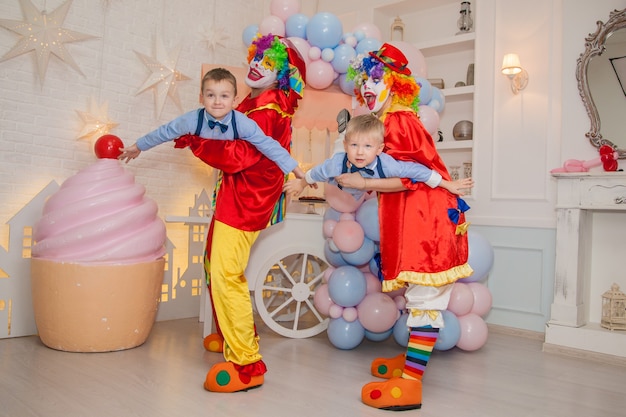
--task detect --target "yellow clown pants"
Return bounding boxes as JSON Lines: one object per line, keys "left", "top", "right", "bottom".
{"left": 208, "top": 220, "right": 261, "bottom": 366}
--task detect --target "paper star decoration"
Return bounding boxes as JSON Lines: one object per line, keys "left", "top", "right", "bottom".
{"left": 199, "top": 25, "right": 229, "bottom": 52}
{"left": 0, "top": 0, "right": 98, "bottom": 84}
{"left": 76, "top": 97, "right": 119, "bottom": 140}
{"left": 135, "top": 34, "right": 191, "bottom": 118}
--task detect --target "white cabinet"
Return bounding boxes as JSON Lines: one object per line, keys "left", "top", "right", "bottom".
{"left": 372, "top": 0, "right": 478, "bottom": 176}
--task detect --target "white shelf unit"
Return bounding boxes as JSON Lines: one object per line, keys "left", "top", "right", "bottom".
{"left": 373, "top": 0, "right": 477, "bottom": 176}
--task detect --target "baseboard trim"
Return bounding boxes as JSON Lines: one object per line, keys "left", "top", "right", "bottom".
{"left": 487, "top": 324, "right": 544, "bottom": 341}
{"left": 542, "top": 342, "right": 626, "bottom": 367}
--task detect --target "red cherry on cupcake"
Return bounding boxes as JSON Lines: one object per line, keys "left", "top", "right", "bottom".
{"left": 94, "top": 134, "right": 123, "bottom": 159}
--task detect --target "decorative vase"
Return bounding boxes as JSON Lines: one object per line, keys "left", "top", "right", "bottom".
{"left": 453, "top": 120, "right": 473, "bottom": 140}
{"left": 456, "top": 1, "right": 474, "bottom": 34}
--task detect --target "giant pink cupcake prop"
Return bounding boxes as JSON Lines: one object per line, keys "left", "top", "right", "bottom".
{"left": 30, "top": 135, "right": 166, "bottom": 352}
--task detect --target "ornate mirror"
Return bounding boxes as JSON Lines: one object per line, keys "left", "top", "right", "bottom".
{"left": 577, "top": 8, "right": 626, "bottom": 158}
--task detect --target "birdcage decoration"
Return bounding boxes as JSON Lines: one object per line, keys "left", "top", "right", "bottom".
{"left": 601, "top": 283, "right": 626, "bottom": 330}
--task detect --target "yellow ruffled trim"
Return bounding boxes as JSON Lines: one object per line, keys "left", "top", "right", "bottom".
{"left": 381, "top": 262, "right": 474, "bottom": 292}
{"left": 246, "top": 103, "right": 293, "bottom": 118}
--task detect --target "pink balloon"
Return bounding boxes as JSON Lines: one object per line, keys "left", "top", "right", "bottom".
{"left": 269, "top": 0, "right": 300, "bottom": 22}
{"left": 343, "top": 307, "right": 358, "bottom": 322}
{"left": 352, "top": 22, "right": 382, "bottom": 41}
{"left": 306, "top": 59, "right": 335, "bottom": 89}
{"left": 356, "top": 292, "right": 398, "bottom": 333}
{"left": 393, "top": 295, "right": 407, "bottom": 310}
{"left": 339, "top": 212, "right": 355, "bottom": 221}
{"left": 332, "top": 220, "right": 365, "bottom": 253}
{"left": 418, "top": 105, "right": 440, "bottom": 137}
{"left": 364, "top": 272, "right": 382, "bottom": 294}
{"left": 259, "top": 15, "right": 285, "bottom": 37}
{"left": 308, "top": 46, "right": 321, "bottom": 61}
{"left": 386, "top": 287, "right": 406, "bottom": 299}
{"left": 447, "top": 283, "right": 474, "bottom": 316}
{"left": 323, "top": 266, "right": 335, "bottom": 283}
{"left": 456, "top": 313, "right": 489, "bottom": 351}
{"left": 313, "top": 283, "right": 333, "bottom": 315}
{"left": 468, "top": 282, "right": 493, "bottom": 317}
{"left": 324, "top": 183, "right": 365, "bottom": 213}
{"left": 287, "top": 37, "right": 312, "bottom": 66}
{"left": 387, "top": 41, "right": 427, "bottom": 78}
{"left": 329, "top": 303, "right": 344, "bottom": 319}
{"left": 323, "top": 219, "right": 337, "bottom": 238}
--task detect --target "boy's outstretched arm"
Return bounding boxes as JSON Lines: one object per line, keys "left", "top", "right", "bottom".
{"left": 118, "top": 143, "right": 141, "bottom": 163}
{"left": 440, "top": 177, "right": 474, "bottom": 196}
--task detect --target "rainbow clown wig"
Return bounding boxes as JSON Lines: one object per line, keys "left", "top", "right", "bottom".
{"left": 247, "top": 33, "right": 306, "bottom": 99}
{"left": 347, "top": 43, "right": 420, "bottom": 112}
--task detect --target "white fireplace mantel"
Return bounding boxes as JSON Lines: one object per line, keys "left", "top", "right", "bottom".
{"left": 545, "top": 172, "right": 626, "bottom": 358}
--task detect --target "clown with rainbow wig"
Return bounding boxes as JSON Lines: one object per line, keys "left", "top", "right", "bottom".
{"left": 174, "top": 33, "right": 306, "bottom": 393}
{"left": 339, "top": 43, "right": 473, "bottom": 411}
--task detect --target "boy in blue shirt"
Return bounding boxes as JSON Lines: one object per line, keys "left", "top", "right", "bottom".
{"left": 119, "top": 68, "right": 305, "bottom": 180}
{"left": 283, "top": 114, "right": 472, "bottom": 199}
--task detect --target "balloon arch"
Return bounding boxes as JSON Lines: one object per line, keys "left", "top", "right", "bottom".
{"left": 243, "top": 0, "right": 445, "bottom": 136}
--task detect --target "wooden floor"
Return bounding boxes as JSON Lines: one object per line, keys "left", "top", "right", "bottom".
{"left": 1, "top": 317, "right": 625, "bottom": 417}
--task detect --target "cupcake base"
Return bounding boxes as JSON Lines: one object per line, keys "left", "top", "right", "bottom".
{"left": 31, "top": 258, "right": 165, "bottom": 352}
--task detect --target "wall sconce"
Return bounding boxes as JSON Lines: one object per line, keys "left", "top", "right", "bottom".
{"left": 501, "top": 53, "right": 529, "bottom": 94}
{"left": 391, "top": 16, "right": 405, "bottom": 41}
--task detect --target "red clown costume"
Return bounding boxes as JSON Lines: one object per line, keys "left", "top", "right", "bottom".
{"left": 345, "top": 43, "right": 473, "bottom": 411}
{"left": 175, "top": 34, "right": 306, "bottom": 393}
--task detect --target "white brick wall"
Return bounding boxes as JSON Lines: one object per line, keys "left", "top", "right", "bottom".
{"left": 0, "top": 0, "right": 266, "bottom": 247}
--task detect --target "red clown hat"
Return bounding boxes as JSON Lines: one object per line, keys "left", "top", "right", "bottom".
{"left": 369, "top": 43, "right": 411, "bottom": 75}
{"left": 282, "top": 38, "right": 306, "bottom": 98}
{"left": 283, "top": 39, "right": 307, "bottom": 81}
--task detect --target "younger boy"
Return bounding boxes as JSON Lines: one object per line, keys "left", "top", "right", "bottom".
{"left": 119, "top": 67, "right": 305, "bottom": 180}
{"left": 283, "top": 114, "right": 473, "bottom": 199}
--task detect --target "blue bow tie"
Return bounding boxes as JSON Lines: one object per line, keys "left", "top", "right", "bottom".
{"left": 350, "top": 164, "right": 375, "bottom": 176}
{"left": 208, "top": 119, "right": 228, "bottom": 133}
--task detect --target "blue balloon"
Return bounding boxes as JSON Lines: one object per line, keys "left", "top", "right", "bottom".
{"left": 434, "top": 310, "right": 461, "bottom": 351}
{"left": 331, "top": 43, "right": 356, "bottom": 74}
{"left": 365, "top": 328, "right": 393, "bottom": 342}
{"left": 306, "top": 12, "right": 343, "bottom": 49}
{"left": 368, "top": 255, "right": 379, "bottom": 277}
{"left": 338, "top": 73, "right": 356, "bottom": 96}
{"left": 327, "top": 317, "right": 365, "bottom": 349}
{"left": 328, "top": 266, "right": 367, "bottom": 307}
{"left": 415, "top": 77, "right": 433, "bottom": 105}
{"left": 459, "top": 231, "right": 495, "bottom": 283}
{"left": 355, "top": 37, "right": 382, "bottom": 55}
{"left": 285, "top": 13, "right": 309, "bottom": 39}
{"left": 324, "top": 240, "right": 348, "bottom": 268}
{"left": 341, "top": 237, "right": 375, "bottom": 267}
{"left": 323, "top": 207, "right": 342, "bottom": 222}
{"left": 429, "top": 87, "right": 445, "bottom": 113}
{"left": 355, "top": 197, "right": 379, "bottom": 241}
{"left": 242, "top": 24, "right": 259, "bottom": 46}
{"left": 392, "top": 312, "right": 409, "bottom": 347}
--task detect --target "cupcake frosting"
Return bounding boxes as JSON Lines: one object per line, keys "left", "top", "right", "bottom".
{"left": 33, "top": 159, "right": 166, "bottom": 265}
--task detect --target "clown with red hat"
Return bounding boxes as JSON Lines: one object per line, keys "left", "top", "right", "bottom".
{"left": 174, "top": 33, "right": 306, "bottom": 393}
{"left": 343, "top": 43, "right": 473, "bottom": 410}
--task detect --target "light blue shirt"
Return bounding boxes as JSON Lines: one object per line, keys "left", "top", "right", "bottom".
{"left": 305, "top": 152, "right": 442, "bottom": 200}
{"left": 136, "top": 108, "right": 297, "bottom": 174}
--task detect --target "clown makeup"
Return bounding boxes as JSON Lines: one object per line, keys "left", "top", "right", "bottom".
{"left": 361, "top": 76, "right": 391, "bottom": 115}
{"left": 246, "top": 54, "right": 278, "bottom": 89}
